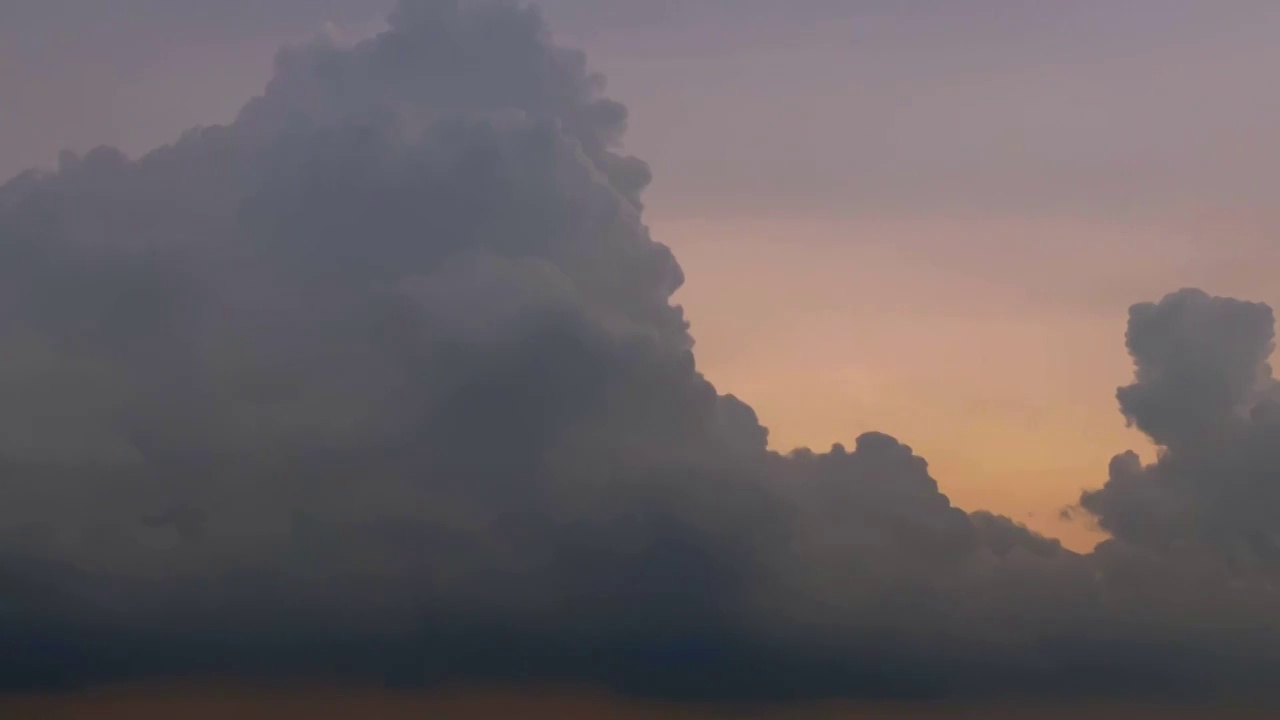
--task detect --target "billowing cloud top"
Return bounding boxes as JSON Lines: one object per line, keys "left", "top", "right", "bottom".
{"left": 0, "top": 0, "right": 1278, "bottom": 704}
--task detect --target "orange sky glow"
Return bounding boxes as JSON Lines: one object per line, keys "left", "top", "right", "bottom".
{"left": 660, "top": 212, "right": 1280, "bottom": 550}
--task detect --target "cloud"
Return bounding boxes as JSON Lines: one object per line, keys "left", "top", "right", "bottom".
{"left": 1082, "top": 289, "right": 1280, "bottom": 571}
{"left": 0, "top": 0, "right": 1279, "bottom": 706}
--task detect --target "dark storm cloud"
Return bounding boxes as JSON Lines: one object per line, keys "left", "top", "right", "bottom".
{"left": 1, "top": 0, "right": 1279, "bottom": 705}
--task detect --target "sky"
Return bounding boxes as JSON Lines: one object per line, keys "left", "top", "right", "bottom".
{"left": 2, "top": 0, "right": 1280, "bottom": 714}
{"left": 6, "top": 0, "right": 1280, "bottom": 548}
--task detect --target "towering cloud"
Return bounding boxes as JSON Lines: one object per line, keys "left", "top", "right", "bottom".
{"left": 0, "top": 0, "right": 1278, "bottom": 705}
{"left": 1083, "top": 289, "right": 1280, "bottom": 572}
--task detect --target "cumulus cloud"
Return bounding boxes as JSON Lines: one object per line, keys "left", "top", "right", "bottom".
{"left": 1082, "top": 289, "right": 1280, "bottom": 572}
{"left": 1, "top": 0, "right": 1279, "bottom": 705}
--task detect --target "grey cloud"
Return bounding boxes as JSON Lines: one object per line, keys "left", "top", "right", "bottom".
{"left": 1, "top": 0, "right": 1279, "bottom": 706}
{"left": 0, "top": 0, "right": 778, "bottom": 694}
{"left": 1116, "top": 289, "right": 1276, "bottom": 449}
{"left": 1082, "top": 289, "right": 1280, "bottom": 572}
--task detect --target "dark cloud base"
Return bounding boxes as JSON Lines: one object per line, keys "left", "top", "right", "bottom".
{"left": 1, "top": 0, "right": 1279, "bottom": 706}
{"left": 7, "top": 684, "right": 1273, "bottom": 720}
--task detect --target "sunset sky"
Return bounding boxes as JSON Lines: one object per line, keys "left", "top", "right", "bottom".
{"left": 6, "top": 0, "right": 1280, "bottom": 548}
{"left": 3, "top": 0, "right": 1280, "bottom": 714}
